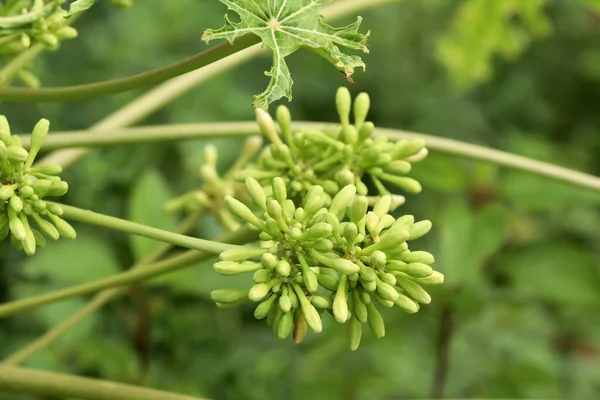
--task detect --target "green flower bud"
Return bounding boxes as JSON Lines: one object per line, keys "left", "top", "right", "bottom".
{"left": 45, "top": 214, "right": 75, "bottom": 239}
{"left": 18, "top": 186, "right": 34, "bottom": 198}
{"left": 32, "top": 229, "right": 46, "bottom": 248}
{"left": 55, "top": 26, "right": 78, "bottom": 40}
{"left": 378, "top": 174, "right": 422, "bottom": 194}
{"left": 31, "top": 213, "right": 59, "bottom": 241}
{"left": 7, "top": 146, "right": 28, "bottom": 162}
{"left": 225, "top": 195, "right": 263, "bottom": 229}
{"left": 25, "top": 118, "right": 49, "bottom": 168}
{"left": 256, "top": 108, "right": 282, "bottom": 145}
{"left": 214, "top": 260, "right": 261, "bottom": 276}
{"left": 276, "top": 105, "right": 292, "bottom": 143}
{"left": 396, "top": 276, "right": 431, "bottom": 304}
{"left": 276, "top": 259, "right": 291, "bottom": 277}
{"left": 9, "top": 195, "right": 23, "bottom": 213}
{"left": 374, "top": 293, "right": 395, "bottom": 308}
{"left": 46, "top": 203, "right": 63, "bottom": 216}
{"left": 249, "top": 282, "right": 272, "bottom": 302}
{"left": 393, "top": 292, "right": 419, "bottom": 313}
{"left": 342, "top": 222, "right": 358, "bottom": 246}
{"left": 255, "top": 294, "right": 278, "bottom": 319}
{"left": 8, "top": 209, "right": 26, "bottom": 241}
{"left": 266, "top": 199, "right": 288, "bottom": 231}
{"left": 303, "top": 185, "right": 325, "bottom": 215}
{"left": 310, "top": 294, "right": 333, "bottom": 309}
{"left": 253, "top": 268, "right": 272, "bottom": 283}
{"left": 405, "top": 148, "right": 428, "bottom": 163}
{"left": 329, "top": 184, "right": 356, "bottom": 218}
{"left": 272, "top": 177, "right": 287, "bottom": 205}
{"left": 353, "top": 92, "right": 370, "bottom": 130}
{"left": 210, "top": 289, "right": 249, "bottom": 304}
{"left": 404, "top": 251, "right": 435, "bottom": 265}
{"left": 358, "top": 262, "right": 377, "bottom": 282}
{"left": 0, "top": 116, "right": 11, "bottom": 144}
{"left": 392, "top": 139, "right": 426, "bottom": 159}
{"left": 309, "top": 250, "right": 360, "bottom": 274}
{"left": 370, "top": 250, "right": 387, "bottom": 269}
{"left": 348, "top": 195, "right": 369, "bottom": 223}
{"left": 411, "top": 271, "right": 444, "bottom": 285}
{"left": 342, "top": 125, "right": 358, "bottom": 145}
{"left": 261, "top": 252, "right": 278, "bottom": 269}
{"left": 298, "top": 254, "right": 318, "bottom": 292}
{"left": 380, "top": 272, "right": 397, "bottom": 286}
{"left": 333, "top": 274, "right": 349, "bottom": 323}
{"left": 292, "top": 283, "right": 322, "bottom": 333}
{"left": 352, "top": 290, "right": 368, "bottom": 323}
{"left": 293, "top": 312, "right": 308, "bottom": 344}
{"left": 46, "top": 180, "right": 68, "bottom": 196}
{"left": 360, "top": 277, "right": 377, "bottom": 292}
{"left": 336, "top": 87, "right": 352, "bottom": 127}
{"left": 277, "top": 311, "right": 294, "bottom": 339}
{"left": 347, "top": 317, "right": 362, "bottom": 351}
{"left": 373, "top": 195, "right": 392, "bottom": 218}
{"left": 384, "top": 160, "right": 412, "bottom": 175}
{"left": 357, "top": 121, "right": 375, "bottom": 143}
{"left": 366, "top": 301, "right": 385, "bottom": 339}
{"left": 408, "top": 220, "right": 432, "bottom": 240}
{"left": 317, "top": 274, "right": 339, "bottom": 291}
{"left": 335, "top": 169, "right": 354, "bottom": 186}
{"left": 302, "top": 222, "right": 332, "bottom": 241}
{"left": 245, "top": 177, "right": 267, "bottom": 210}
{"left": 279, "top": 288, "right": 292, "bottom": 313}
{"left": 312, "top": 238, "right": 333, "bottom": 252}
{"left": 376, "top": 278, "right": 399, "bottom": 302}
{"left": 220, "top": 246, "right": 268, "bottom": 262}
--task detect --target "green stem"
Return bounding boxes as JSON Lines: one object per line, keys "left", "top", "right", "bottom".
{"left": 0, "top": 3, "right": 54, "bottom": 28}
{"left": 34, "top": 0, "right": 400, "bottom": 169}
{"left": 0, "top": 226, "right": 258, "bottom": 319}
{"left": 3, "top": 210, "right": 203, "bottom": 366}
{"left": 55, "top": 202, "right": 246, "bottom": 254}
{"left": 0, "top": 35, "right": 260, "bottom": 102}
{"left": 0, "top": 44, "right": 44, "bottom": 85}
{"left": 27, "top": 122, "right": 600, "bottom": 192}
{"left": 0, "top": 365, "right": 206, "bottom": 400}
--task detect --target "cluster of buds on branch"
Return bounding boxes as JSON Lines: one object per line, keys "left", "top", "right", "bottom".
{"left": 0, "top": 116, "right": 75, "bottom": 255}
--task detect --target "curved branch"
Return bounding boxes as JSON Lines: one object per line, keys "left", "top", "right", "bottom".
{"left": 0, "top": 35, "right": 260, "bottom": 102}
{"left": 0, "top": 365, "right": 206, "bottom": 400}
{"left": 23, "top": 122, "right": 600, "bottom": 192}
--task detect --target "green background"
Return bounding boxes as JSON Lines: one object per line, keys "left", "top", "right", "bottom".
{"left": 1, "top": 0, "right": 600, "bottom": 399}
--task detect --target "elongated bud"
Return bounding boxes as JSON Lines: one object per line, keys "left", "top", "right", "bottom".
{"left": 411, "top": 271, "right": 444, "bottom": 285}
{"left": 393, "top": 292, "right": 419, "bottom": 313}
{"left": 47, "top": 181, "right": 69, "bottom": 197}
{"left": 309, "top": 250, "right": 359, "bottom": 274}
{"left": 292, "top": 283, "right": 323, "bottom": 333}
{"left": 276, "top": 105, "right": 293, "bottom": 143}
{"left": 357, "top": 121, "right": 374, "bottom": 143}
{"left": 404, "top": 251, "right": 435, "bottom": 265}
{"left": 210, "top": 289, "right": 249, "bottom": 304}
{"left": 272, "top": 177, "right": 287, "bottom": 205}
{"left": 0, "top": 116, "right": 11, "bottom": 145}
{"left": 353, "top": 92, "right": 370, "bottom": 130}
{"left": 303, "top": 185, "right": 324, "bottom": 215}
{"left": 336, "top": 87, "right": 352, "bottom": 127}
{"left": 225, "top": 195, "right": 263, "bottom": 229}
{"left": 352, "top": 290, "right": 368, "bottom": 323}
{"left": 297, "top": 254, "right": 318, "bottom": 292}
{"left": 329, "top": 184, "right": 356, "bottom": 218}
{"left": 333, "top": 275, "right": 349, "bottom": 323}
{"left": 408, "top": 220, "right": 432, "bottom": 240}
{"left": 348, "top": 195, "right": 368, "bottom": 223}
{"left": 256, "top": 108, "right": 282, "bottom": 145}
{"left": 376, "top": 278, "right": 399, "bottom": 301}
{"left": 249, "top": 282, "right": 271, "bottom": 302}
{"left": 378, "top": 174, "right": 422, "bottom": 194}
{"left": 220, "top": 247, "right": 268, "bottom": 262}
{"left": 276, "top": 259, "right": 291, "bottom": 277}
{"left": 279, "top": 289, "right": 292, "bottom": 312}
{"left": 310, "top": 294, "right": 333, "bottom": 309}
{"left": 293, "top": 312, "right": 308, "bottom": 344}
{"left": 244, "top": 177, "right": 267, "bottom": 210}
{"left": 9, "top": 195, "right": 23, "bottom": 213}
{"left": 392, "top": 139, "right": 426, "bottom": 159}
{"left": 7, "top": 146, "right": 28, "bottom": 162}
{"left": 317, "top": 274, "right": 339, "bottom": 291}
{"left": 213, "top": 261, "right": 261, "bottom": 276}
{"left": 25, "top": 118, "right": 49, "bottom": 168}
{"left": 373, "top": 195, "right": 392, "bottom": 218}
{"left": 253, "top": 269, "right": 272, "bottom": 283}
{"left": 366, "top": 301, "right": 385, "bottom": 338}
{"left": 277, "top": 311, "right": 294, "bottom": 339}
{"left": 254, "top": 294, "right": 278, "bottom": 319}
{"left": 347, "top": 317, "right": 362, "bottom": 351}
{"left": 396, "top": 276, "right": 431, "bottom": 304}
{"left": 302, "top": 223, "right": 332, "bottom": 241}
{"left": 384, "top": 160, "right": 412, "bottom": 175}
{"left": 55, "top": 26, "right": 78, "bottom": 40}
{"left": 31, "top": 214, "right": 59, "bottom": 241}
{"left": 47, "top": 213, "right": 76, "bottom": 239}
{"left": 21, "top": 216, "right": 36, "bottom": 256}
{"left": 8, "top": 209, "right": 26, "bottom": 241}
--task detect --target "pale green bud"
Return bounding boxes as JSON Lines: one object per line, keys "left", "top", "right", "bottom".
{"left": 277, "top": 311, "right": 293, "bottom": 339}
{"left": 0, "top": 115, "right": 11, "bottom": 144}
{"left": 342, "top": 222, "right": 358, "bottom": 246}
{"left": 9, "top": 195, "right": 23, "bottom": 213}
{"left": 408, "top": 220, "right": 432, "bottom": 240}
{"left": 335, "top": 169, "right": 354, "bottom": 186}
{"left": 256, "top": 108, "right": 282, "bottom": 145}
{"left": 317, "top": 274, "right": 339, "bottom": 291}
{"left": 225, "top": 195, "right": 263, "bottom": 229}
{"left": 279, "top": 289, "right": 292, "bottom": 313}
{"left": 261, "top": 252, "right": 278, "bottom": 269}
{"left": 342, "top": 125, "right": 358, "bottom": 145}
{"left": 333, "top": 275, "right": 349, "bottom": 323}
{"left": 249, "top": 282, "right": 271, "bottom": 302}
{"left": 292, "top": 283, "right": 323, "bottom": 333}
{"left": 245, "top": 177, "right": 267, "bottom": 210}
{"left": 396, "top": 276, "right": 431, "bottom": 304}
{"left": 276, "top": 259, "right": 291, "bottom": 277}
{"left": 265, "top": 218, "right": 283, "bottom": 239}
{"left": 54, "top": 26, "right": 78, "bottom": 40}
{"left": 220, "top": 246, "right": 268, "bottom": 262}
{"left": 392, "top": 139, "right": 426, "bottom": 159}
{"left": 253, "top": 268, "right": 272, "bottom": 283}
{"left": 373, "top": 195, "right": 392, "bottom": 218}
{"left": 309, "top": 250, "right": 360, "bottom": 274}
{"left": 0, "top": 185, "right": 15, "bottom": 202}
{"left": 348, "top": 195, "right": 368, "bottom": 223}
{"left": 369, "top": 250, "right": 387, "bottom": 269}
{"left": 312, "top": 238, "right": 333, "bottom": 252}
{"left": 38, "top": 33, "right": 58, "bottom": 48}
{"left": 358, "top": 263, "right": 377, "bottom": 282}
{"left": 293, "top": 312, "right": 308, "bottom": 344}
{"left": 384, "top": 160, "right": 412, "bottom": 175}
{"left": 365, "top": 212, "right": 379, "bottom": 234}
{"left": 214, "top": 261, "right": 261, "bottom": 276}
{"left": 374, "top": 294, "right": 395, "bottom": 308}
{"left": 298, "top": 254, "right": 318, "bottom": 292}
{"left": 366, "top": 301, "right": 385, "bottom": 338}
{"left": 379, "top": 174, "right": 422, "bottom": 194}
{"left": 329, "top": 184, "right": 356, "bottom": 218}
{"left": 411, "top": 271, "right": 444, "bottom": 285}
{"left": 380, "top": 272, "right": 397, "bottom": 286}
{"left": 47, "top": 180, "right": 69, "bottom": 196}
{"left": 353, "top": 92, "right": 370, "bottom": 130}
{"left": 25, "top": 118, "right": 49, "bottom": 168}
{"left": 310, "top": 294, "right": 332, "bottom": 309}
{"left": 8, "top": 209, "right": 26, "bottom": 241}
{"left": 393, "top": 292, "right": 419, "bottom": 313}
{"left": 336, "top": 87, "right": 352, "bottom": 127}
{"left": 357, "top": 121, "right": 375, "bottom": 143}
{"left": 302, "top": 223, "right": 332, "bottom": 241}
{"left": 210, "top": 289, "right": 249, "bottom": 304}
{"left": 303, "top": 185, "right": 324, "bottom": 215}
{"left": 31, "top": 213, "right": 59, "bottom": 241}
{"left": 360, "top": 278, "right": 377, "bottom": 292}
{"left": 352, "top": 290, "right": 368, "bottom": 323}
{"left": 347, "top": 317, "right": 362, "bottom": 351}
{"left": 254, "top": 294, "right": 278, "bottom": 319}
{"left": 272, "top": 177, "right": 287, "bottom": 204}
{"left": 276, "top": 105, "right": 292, "bottom": 143}
{"left": 376, "top": 278, "right": 399, "bottom": 302}
{"left": 7, "top": 146, "right": 28, "bottom": 162}
{"left": 405, "top": 148, "right": 428, "bottom": 163}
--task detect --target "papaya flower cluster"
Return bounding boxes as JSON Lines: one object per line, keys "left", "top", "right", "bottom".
{"left": 164, "top": 136, "right": 263, "bottom": 231}
{"left": 210, "top": 177, "right": 443, "bottom": 349}
{"left": 0, "top": 0, "right": 77, "bottom": 86}
{"left": 0, "top": 116, "right": 76, "bottom": 255}
{"left": 236, "top": 87, "right": 427, "bottom": 209}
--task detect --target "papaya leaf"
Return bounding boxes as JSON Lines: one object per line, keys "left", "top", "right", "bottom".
{"left": 66, "top": 0, "right": 95, "bottom": 17}
{"left": 202, "top": 0, "right": 370, "bottom": 109}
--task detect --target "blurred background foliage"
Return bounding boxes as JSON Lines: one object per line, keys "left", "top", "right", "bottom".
{"left": 1, "top": 0, "right": 600, "bottom": 399}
